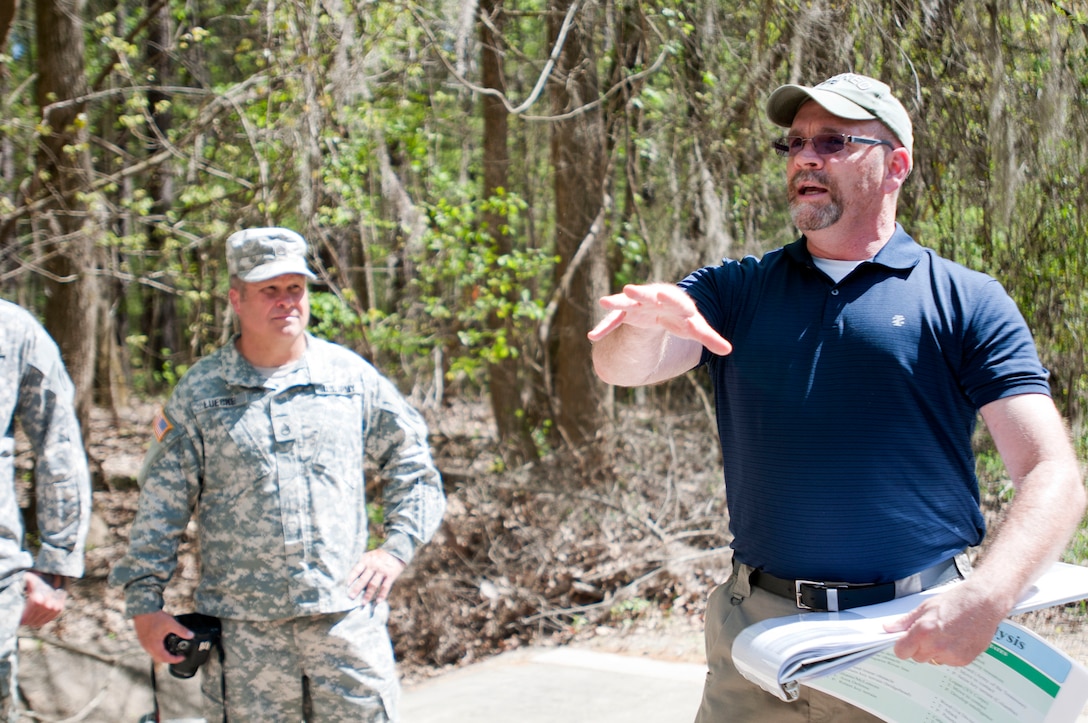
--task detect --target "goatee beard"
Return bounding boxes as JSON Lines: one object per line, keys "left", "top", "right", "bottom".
{"left": 789, "top": 171, "right": 842, "bottom": 231}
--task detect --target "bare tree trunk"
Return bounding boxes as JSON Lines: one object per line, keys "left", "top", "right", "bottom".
{"left": 0, "top": 0, "right": 19, "bottom": 257}
{"left": 480, "top": 0, "right": 538, "bottom": 465}
{"left": 35, "top": 0, "right": 101, "bottom": 426}
{"left": 139, "top": 0, "right": 180, "bottom": 393}
{"left": 0, "top": 0, "right": 15, "bottom": 52}
{"left": 548, "top": 0, "right": 607, "bottom": 453}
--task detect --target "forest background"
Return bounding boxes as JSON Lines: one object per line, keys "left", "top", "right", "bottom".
{"left": 4, "top": 0, "right": 1088, "bottom": 713}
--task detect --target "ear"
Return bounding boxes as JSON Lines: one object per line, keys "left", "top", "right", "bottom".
{"left": 884, "top": 146, "right": 913, "bottom": 190}
{"left": 228, "top": 286, "right": 241, "bottom": 313}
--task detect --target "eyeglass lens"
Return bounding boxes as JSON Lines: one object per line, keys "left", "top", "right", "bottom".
{"left": 773, "top": 134, "right": 849, "bottom": 157}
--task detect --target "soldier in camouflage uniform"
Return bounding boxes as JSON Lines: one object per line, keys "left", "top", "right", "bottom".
{"left": 0, "top": 300, "right": 92, "bottom": 722}
{"left": 110, "top": 228, "right": 446, "bottom": 722}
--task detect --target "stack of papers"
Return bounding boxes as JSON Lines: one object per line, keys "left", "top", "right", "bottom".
{"left": 732, "top": 562, "right": 1088, "bottom": 722}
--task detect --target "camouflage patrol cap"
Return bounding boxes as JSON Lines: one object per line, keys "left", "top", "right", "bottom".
{"left": 766, "top": 73, "right": 913, "bottom": 157}
{"left": 226, "top": 227, "right": 317, "bottom": 283}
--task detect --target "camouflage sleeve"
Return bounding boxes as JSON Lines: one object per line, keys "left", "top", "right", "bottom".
{"left": 366, "top": 375, "right": 445, "bottom": 566}
{"left": 107, "top": 401, "right": 203, "bottom": 617}
{"left": 15, "top": 328, "right": 92, "bottom": 578}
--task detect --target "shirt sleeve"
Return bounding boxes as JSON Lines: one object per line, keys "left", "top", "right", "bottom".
{"left": 107, "top": 399, "right": 203, "bottom": 617}
{"left": 364, "top": 374, "right": 445, "bottom": 565}
{"left": 959, "top": 278, "right": 1051, "bottom": 407}
{"left": 15, "top": 326, "right": 92, "bottom": 578}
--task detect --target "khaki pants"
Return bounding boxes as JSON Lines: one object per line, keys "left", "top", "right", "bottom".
{"left": 694, "top": 563, "right": 882, "bottom": 723}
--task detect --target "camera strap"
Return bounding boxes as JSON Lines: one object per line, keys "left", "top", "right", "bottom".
{"left": 149, "top": 643, "right": 228, "bottom": 723}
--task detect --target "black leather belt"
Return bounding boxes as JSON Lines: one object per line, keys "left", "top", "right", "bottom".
{"left": 748, "top": 556, "right": 964, "bottom": 612}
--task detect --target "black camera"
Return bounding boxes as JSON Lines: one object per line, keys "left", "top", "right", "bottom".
{"left": 163, "top": 612, "right": 221, "bottom": 679}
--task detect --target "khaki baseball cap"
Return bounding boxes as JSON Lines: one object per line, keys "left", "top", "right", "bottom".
{"left": 226, "top": 227, "right": 317, "bottom": 283}
{"left": 766, "top": 73, "right": 913, "bottom": 156}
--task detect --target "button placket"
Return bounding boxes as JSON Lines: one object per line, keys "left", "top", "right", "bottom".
{"left": 272, "top": 392, "right": 308, "bottom": 604}
{"left": 823, "top": 285, "right": 847, "bottom": 333}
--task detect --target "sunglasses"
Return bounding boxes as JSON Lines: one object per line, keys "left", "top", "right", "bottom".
{"left": 773, "top": 133, "right": 894, "bottom": 157}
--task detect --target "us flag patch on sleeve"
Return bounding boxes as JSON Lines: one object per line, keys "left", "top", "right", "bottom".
{"left": 152, "top": 408, "right": 174, "bottom": 442}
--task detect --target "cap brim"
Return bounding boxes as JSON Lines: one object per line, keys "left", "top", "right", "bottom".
{"left": 767, "top": 85, "right": 877, "bottom": 128}
{"left": 238, "top": 260, "right": 317, "bottom": 283}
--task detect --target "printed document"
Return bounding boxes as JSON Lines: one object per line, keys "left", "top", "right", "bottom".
{"left": 732, "top": 561, "right": 1088, "bottom": 721}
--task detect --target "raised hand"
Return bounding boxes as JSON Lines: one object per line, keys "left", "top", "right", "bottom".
{"left": 588, "top": 283, "right": 733, "bottom": 356}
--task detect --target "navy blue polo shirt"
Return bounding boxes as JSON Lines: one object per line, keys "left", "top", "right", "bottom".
{"left": 680, "top": 225, "right": 1050, "bottom": 583}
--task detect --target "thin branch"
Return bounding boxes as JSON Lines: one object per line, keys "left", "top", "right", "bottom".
{"left": 89, "top": 0, "right": 171, "bottom": 92}
{"left": 41, "top": 85, "right": 215, "bottom": 115}
{"left": 413, "top": 1, "right": 581, "bottom": 115}
{"left": 519, "top": 546, "right": 731, "bottom": 624}
{"left": 524, "top": 48, "right": 670, "bottom": 123}
{"left": 419, "top": 0, "right": 671, "bottom": 123}
{"left": 1, "top": 74, "right": 269, "bottom": 230}
{"left": 1046, "top": 0, "right": 1088, "bottom": 43}
{"left": 3, "top": 255, "right": 79, "bottom": 284}
{"left": 538, "top": 195, "right": 611, "bottom": 347}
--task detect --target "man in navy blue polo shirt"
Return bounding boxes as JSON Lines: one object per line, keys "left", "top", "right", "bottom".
{"left": 588, "top": 73, "right": 1086, "bottom": 722}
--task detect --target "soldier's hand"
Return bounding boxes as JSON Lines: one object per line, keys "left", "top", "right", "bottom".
{"left": 348, "top": 549, "right": 407, "bottom": 604}
{"left": 133, "top": 610, "right": 190, "bottom": 664}
{"left": 20, "top": 572, "right": 67, "bottom": 627}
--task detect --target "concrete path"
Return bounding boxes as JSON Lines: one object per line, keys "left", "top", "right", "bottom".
{"left": 18, "top": 634, "right": 709, "bottom": 722}
{"left": 401, "top": 646, "right": 707, "bottom": 723}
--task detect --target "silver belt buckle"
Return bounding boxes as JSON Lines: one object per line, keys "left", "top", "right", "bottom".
{"left": 794, "top": 580, "right": 824, "bottom": 611}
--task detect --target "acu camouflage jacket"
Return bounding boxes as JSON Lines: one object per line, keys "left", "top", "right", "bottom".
{"left": 110, "top": 334, "right": 445, "bottom": 620}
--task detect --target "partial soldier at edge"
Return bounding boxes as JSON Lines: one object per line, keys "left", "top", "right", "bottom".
{"left": 0, "top": 299, "right": 93, "bottom": 723}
